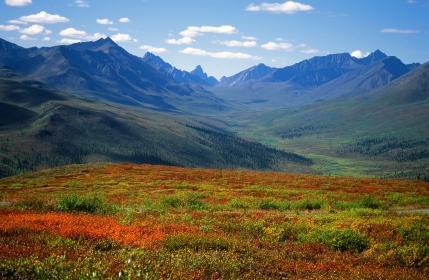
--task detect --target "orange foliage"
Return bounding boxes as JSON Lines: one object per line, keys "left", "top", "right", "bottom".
{"left": 0, "top": 210, "right": 197, "bottom": 247}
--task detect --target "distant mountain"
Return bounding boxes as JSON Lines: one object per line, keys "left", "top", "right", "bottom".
{"left": 219, "top": 63, "right": 276, "bottom": 87}
{"left": 213, "top": 50, "right": 419, "bottom": 109}
{"left": 142, "top": 53, "right": 217, "bottom": 86}
{"left": 0, "top": 71, "right": 312, "bottom": 177}
{"left": 0, "top": 37, "right": 224, "bottom": 112}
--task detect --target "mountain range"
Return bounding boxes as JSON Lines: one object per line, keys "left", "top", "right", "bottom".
{"left": 0, "top": 36, "right": 428, "bottom": 179}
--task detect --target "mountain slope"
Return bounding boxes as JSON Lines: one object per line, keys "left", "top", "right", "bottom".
{"left": 0, "top": 37, "right": 224, "bottom": 113}
{"left": 229, "top": 63, "right": 429, "bottom": 179}
{"left": 0, "top": 73, "right": 312, "bottom": 177}
{"left": 213, "top": 50, "right": 417, "bottom": 109}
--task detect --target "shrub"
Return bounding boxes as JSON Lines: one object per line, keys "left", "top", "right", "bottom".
{"left": 398, "top": 222, "right": 429, "bottom": 243}
{"left": 294, "top": 199, "right": 323, "bottom": 210}
{"left": 162, "top": 196, "right": 184, "bottom": 208}
{"left": 357, "top": 196, "right": 383, "bottom": 209}
{"left": 229, "top": 199, "right": 249, "bottom": 209}
{"left": 301, "top": 229, "right": 369, "bottom": 252}
{"left": 395, "top": 244, "right": 429, "bottom": 267}
{"left": 259, "top": 200, "right": 280, "bottom": 210}
{"left": 186, "top": 194, "right": 208, "bottom": 210}
{"left": 57, "top": 194, "right": 115, "bottom": 214}
{"left": 16, "top": 198, "right": 49, "bottom": 211}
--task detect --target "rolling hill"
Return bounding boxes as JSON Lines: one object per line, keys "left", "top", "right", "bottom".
{"left": 228, "top": 63, "right": 429, "bottom": 179}
{"left": 0, "top": 71, "right": 312, "bottom": 177}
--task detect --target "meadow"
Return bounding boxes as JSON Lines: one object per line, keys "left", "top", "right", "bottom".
{"left": 0, "top": 163, "right": 428, "bottom": 279}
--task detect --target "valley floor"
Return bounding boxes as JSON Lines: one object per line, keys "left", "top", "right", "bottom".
{"left": 0, "top": 163, "right": 428, "bottom": 279}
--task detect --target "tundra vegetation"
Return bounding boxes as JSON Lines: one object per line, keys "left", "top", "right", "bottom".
{"left": 0, "top": 163, "right": 428, "bottom": 279}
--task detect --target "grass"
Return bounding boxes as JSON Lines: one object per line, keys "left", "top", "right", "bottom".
{"left": 0, "top": 163, "right": 428, "bottom": 279}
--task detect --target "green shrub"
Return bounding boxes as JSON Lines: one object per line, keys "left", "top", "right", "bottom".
{"left": 186, "top": 194, "right": 208, "bottom": 211}
{"left": 294, "top": 199, "right": 323, "bottom": 210}
{"left": 259, "top": 200, "right": 280, "bottom": 210}
{"left": 57, "top": 194, "right": 115, "bottom": 214}
{"left": 398, "top": 222, "right": 429, "bottom": 243}
{"left": 228, "top": 199, "right": 249, "bottom": 209}
{"left": 395, "top": 244, "right": 429, "bottom": 267}
{"left": 357, "top": 196, "right": 383, "bottom": 209}
{"left": 162, "top": 196, "right": 184, "bottom": 208}
{"left": 301, "top": 229, "right": 369, "bottom": 252}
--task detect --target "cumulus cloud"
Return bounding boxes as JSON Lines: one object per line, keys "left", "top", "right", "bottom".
{"left": 180, "top": 25, "right": 238, "bottom": 38}
{"left": 8, "top": 19, "right": 27, "bottom": 25}
{"left": 59, "top": 27, "right": 105, "bottom": 42}
{"left": 350, "top": 50, "right": 370, "bottom": 58}
{"left": 217, "top": 40, "right": 257, "bottom": 48}
{"left": 246, "top": 1, "right": 314, "bottom": 14}
{"left": 43, "top": 36, "right": 50, "bottom": 41}
{"left": 96, "top": 18, "right": 114, "bottom": 25}
{"left": 181, "top": 47, "right": 260, "bottom": 60}
{"left": 261, "top": 41, "right": 293, "bottom": 51}
{"left": 167, "top": 25, "right": 237, "bottom": 46}
{"left": 300, "top": 48, "right": 319, "bottom": 54}
{"left": 166, "top": 37, "right": 194, "bottom": 45}
{"left": 5, "top": 0, "right": 31, "bottom": 6}
{"left": 19, "top": 34, "right": 35, "bottom": 40}
{"left": 59, "top": 38, "right": 82, "bottom": 45}
{"left": 119, "top": 17, "right": 130, "bottom": 23}
{"left": 111, "top": 33, "right": 135, "bottom": 42}
{"left": 75, "top": 0, "right": 89, "bottom": 8}
{"left": 20, "top": 24, "right": 45, "bottom": 35}
{"left": 20, "top": 11, "right": 69, "bottom": 24}
{"left": 0, "top": 24, "right": 20, "bottom": 31}
{"left": 381, "top": 28, "right": 420, "bottom": 34}
{"left": 140, "top": 45, "right": 167, "bottom": 54}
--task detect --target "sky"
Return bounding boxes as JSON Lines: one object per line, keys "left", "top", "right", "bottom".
{"left": 0, "top": 0, "right": 428, "bottom": 78}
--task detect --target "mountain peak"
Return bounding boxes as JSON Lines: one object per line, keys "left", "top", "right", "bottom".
{"left": 191, "top": 65, "right": 205, "bottom": 77}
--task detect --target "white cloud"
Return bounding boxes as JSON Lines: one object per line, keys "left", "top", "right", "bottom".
{"left": 217, "top": 40, "right": 257, "bottom": 48}
{"left": 75, "top": 0, "right": 89, "bottom": 8}
{"left": 59, "top": 27, "right": 105, "bottom": 41}
{"left": 166, "top": 36, "right": 194, "bottom": 45}
{"left": 96, "top": 18, "right": 113, "bottom": 25}
{"left": 301, "top": 48, "right": 319, "bottom": 54}
{"left": 20, "top": 24, "right": 45, "bottom": 35}
{"left": 119, "top": 17, "right": 130, "bottom": 23}
{"left": 8, "top": 19, "right": 27, "bottom": 25}
{"left": 351, "top": 50, "right": 370, "bottom": 58}
{"left": 111, "top": 33, "right": 134, "bottom": 42}
{"left": 168, "top": 25, "right": 237, "bottom": 46}
{"left": 381, "top": 28, "right": 420, "bottom": 34}
{"left": 180, "top": 25, "right": 238, "bottom": 38}
{"left": 140, "top": 45, "right": 167, "bottom": 54}
{"left": 181, "top": 47, "right": 260, "bottom": 60}
{"left": 108, "top": 27, "right": 119, "bottom": 32}
{"left": 0, "top": 24, "right": 20, "bottom": 31}
{"left": 43, "top": 36, "right": 50, "bottom": 41}
{"left": 241, "top": 36, "right": 257, "bottom": 41}
{"left": 246, "top": 1, "right": 314, "bottom": 14}
{"left": 59, "top": 38, "right": 81, "bottom": 45}
{"left": 261, "top": 41, "right": 293, "bottom": 51}
{"left": 5, "top": 0, "right": 31, "bottom": 6}
{"left": 20, "top": 11, "right": 69, "bottom": 24}
{"left": 19, "top": 34, "right": 35, "bottom": 40}
{"left": 59, "top": 27, "right": 87, "bottom": 38}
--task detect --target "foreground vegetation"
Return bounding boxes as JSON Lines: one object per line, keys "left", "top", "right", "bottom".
{"left": 1, "top": 163, "right": 428, "bottom": 279}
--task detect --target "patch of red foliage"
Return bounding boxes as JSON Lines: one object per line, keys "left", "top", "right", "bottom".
{"left": 0, "top": 210, "right": 197, "bottom": 248}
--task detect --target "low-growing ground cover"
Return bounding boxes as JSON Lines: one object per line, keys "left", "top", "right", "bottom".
{"left": 0, "top": 163, "right": 428, "bottom": 279}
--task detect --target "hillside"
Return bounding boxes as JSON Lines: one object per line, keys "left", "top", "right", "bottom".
{"left": 0, "top": 38, "right": 224, "bottom": 113}
{"left": 0, "top": 73, "right": 312, "bottom": 177}
{"left": 228, "top": 63, "right": 429, "bottom": 179}
{"left": 213, "top": 51, "right": 417, "bottom": 109}
{"left": 0, "top": 163, "right": 428, "bottom": 279}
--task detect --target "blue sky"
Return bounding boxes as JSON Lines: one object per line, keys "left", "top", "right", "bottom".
{"left": 1, "top": 0, "right": 428, "bottom": 78}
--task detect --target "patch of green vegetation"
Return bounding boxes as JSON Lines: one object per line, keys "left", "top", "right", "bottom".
{"left": 300, "top": 229, "right": 369, "bottom": 252}
{"left": 57, "top": 194, "right": 116, "bottom": 214}
{"left": 165, "top": 235, "right": 231, "bottom": 251}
